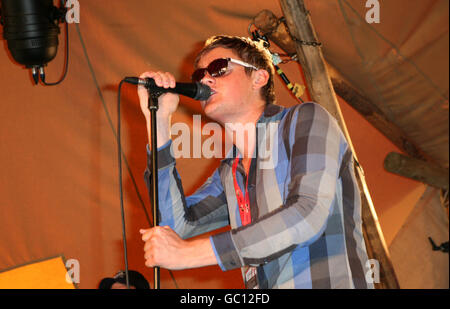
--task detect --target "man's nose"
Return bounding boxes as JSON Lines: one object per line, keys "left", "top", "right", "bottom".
{"left": 201, "top": 71, "right": 215, "bottom": 85}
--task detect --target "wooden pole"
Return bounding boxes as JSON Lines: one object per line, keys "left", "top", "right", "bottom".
{"left": 278, "top": 0, "right": 400, "bottom": 289}
{"left": 385, "top": 152, "right": 449, "bottom": 190}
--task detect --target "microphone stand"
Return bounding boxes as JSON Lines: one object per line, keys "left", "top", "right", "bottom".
{"left": 148, "top": 88, "right": 162, "bottom": 289}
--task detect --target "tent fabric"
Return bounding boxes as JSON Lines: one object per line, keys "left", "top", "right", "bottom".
{"left": 0, "top": 0, "right": 447, "bottom": 288}
{"left": 322, "top": 0, "right": 449, "bottom": 168}
{"left": 389, "top": 186, "right": 449, "bottom": 289}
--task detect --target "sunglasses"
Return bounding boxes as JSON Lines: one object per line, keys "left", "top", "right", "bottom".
{"left": 191, "top": 58, "right": 258, "bottom": 82}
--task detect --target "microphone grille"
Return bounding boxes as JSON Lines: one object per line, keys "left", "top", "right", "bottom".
{"left": 195, "top": 83, "right": 212, "bottom": 101}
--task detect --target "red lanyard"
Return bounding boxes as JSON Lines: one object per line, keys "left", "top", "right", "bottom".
{"left": 232, "top": 157, "right": 251, "bottom": 226}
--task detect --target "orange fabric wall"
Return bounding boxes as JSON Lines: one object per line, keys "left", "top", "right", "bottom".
{"left": 0, "top": 0, "right": 434, "bottom": 288}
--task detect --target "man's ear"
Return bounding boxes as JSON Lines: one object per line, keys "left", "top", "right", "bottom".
{"left": 252, "top": 69, "right": 270, "bottom": 90}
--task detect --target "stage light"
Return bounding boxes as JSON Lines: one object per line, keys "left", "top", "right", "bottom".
{"left": 0, "top": 0, "right": 68, "bottom": 85}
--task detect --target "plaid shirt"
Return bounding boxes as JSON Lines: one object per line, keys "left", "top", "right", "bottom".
{"left": 145, "top": 102, "right": 374, "bottom": 289}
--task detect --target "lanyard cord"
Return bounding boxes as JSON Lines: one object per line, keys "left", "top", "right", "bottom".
{"left": 232, "top": 157, "right": 252, "bottom": 226}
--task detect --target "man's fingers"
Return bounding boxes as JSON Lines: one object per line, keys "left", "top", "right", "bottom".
{"left": 138, "top": 71, "right": 176, "bottom": 89}
{"left": 139, "top": 228, "right": 150, "bottom": 234}
{"left": 144, "top": 251, "right": 155, "bottom": 268}
{"left": 143, "top": 241, "right": 152, "bottom": 252}
{"left": 140, "top": 228, "right": 154, "bottom": 242}
{"left": 153, "top": 71, "right": 176, "bottom": 89}
{"left": 140, "top": 226, "right": 168, "bottom": 242}
{"left": 145, "top": 258, "right": 155, "bottom": 268}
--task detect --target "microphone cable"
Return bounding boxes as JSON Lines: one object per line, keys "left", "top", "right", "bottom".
{"left": 249, "top": 27, "right": 305, "bottom": 103}
{"left": 77, "top": 18, "right": 179, "bottom": 288}
{"left": 117, "top": 80, "right": 130, "bottom": 289}
{"left": 41, "top": 0, "right": 70, "bottom": 86}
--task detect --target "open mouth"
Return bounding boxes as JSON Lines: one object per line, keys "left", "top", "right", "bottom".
{"left": 206, "top": 89, "right": 217, "bottom": 103}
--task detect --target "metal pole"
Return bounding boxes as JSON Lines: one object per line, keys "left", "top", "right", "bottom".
{"left": 148, "top": 91, "right": 160, "bottom": 289}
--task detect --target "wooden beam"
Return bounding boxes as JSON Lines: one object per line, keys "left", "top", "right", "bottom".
{"left": 329, "top": 71, "right": 430, "bottom": 162}
{"left": 253, "top": 10, "right": 298, "bottom": 56}
{"left": 253, "top": 9, "right": 430, "bottom": 163}
{"left": 253, "top": 10, "right": 297, "bottom": 55}
{"left": 385, "top": 152, "right": 449, "bottom": 190}
{"left": 278, "top": 0, "right": 400, "bottom": 289}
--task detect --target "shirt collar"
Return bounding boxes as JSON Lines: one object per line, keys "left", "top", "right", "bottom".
{"left": 261, "top": 103, "right": 284, "bottom": 119}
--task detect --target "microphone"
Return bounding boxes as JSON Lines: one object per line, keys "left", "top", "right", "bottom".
{"left": 124, "top": 77, "right": 211, "bottom": 101}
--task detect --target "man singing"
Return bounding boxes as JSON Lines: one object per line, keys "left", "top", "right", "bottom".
{"left": 139, "top": 35, "right": 373, "bottom": 289}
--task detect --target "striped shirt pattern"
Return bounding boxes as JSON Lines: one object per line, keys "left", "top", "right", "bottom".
{"left": 145, "top": 102, "right": 374, "bottom": 289}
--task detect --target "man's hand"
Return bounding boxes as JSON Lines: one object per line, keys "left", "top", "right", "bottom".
{"left": 137, "top": 71, "right": 180, "bottom": 121}
{"left": 140, "top": 226, "right": 218, "bottom": 270}
{"left": 140, "top": 226, "right": 187, "bottom": 270}
{"left": 137, "top": 71, "right": 179, "bottom": 147}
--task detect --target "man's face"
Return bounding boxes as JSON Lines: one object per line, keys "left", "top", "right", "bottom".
{"left": 196, "top": 47, "right": 256, "bottom": 124}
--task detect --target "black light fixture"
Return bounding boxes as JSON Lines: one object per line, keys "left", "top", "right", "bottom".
{"left": 0, "top": 0, "right": 68, "bottom": 85}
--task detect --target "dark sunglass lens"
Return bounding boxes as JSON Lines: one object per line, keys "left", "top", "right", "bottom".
{"left": 191, "top": 68, "right": 207, "bottom": 82}
{"left": 192, "top": 59, "right": 229, "bottom": 82}
{"left": 208, "top": 58, "right": 229, "bottom": 77}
